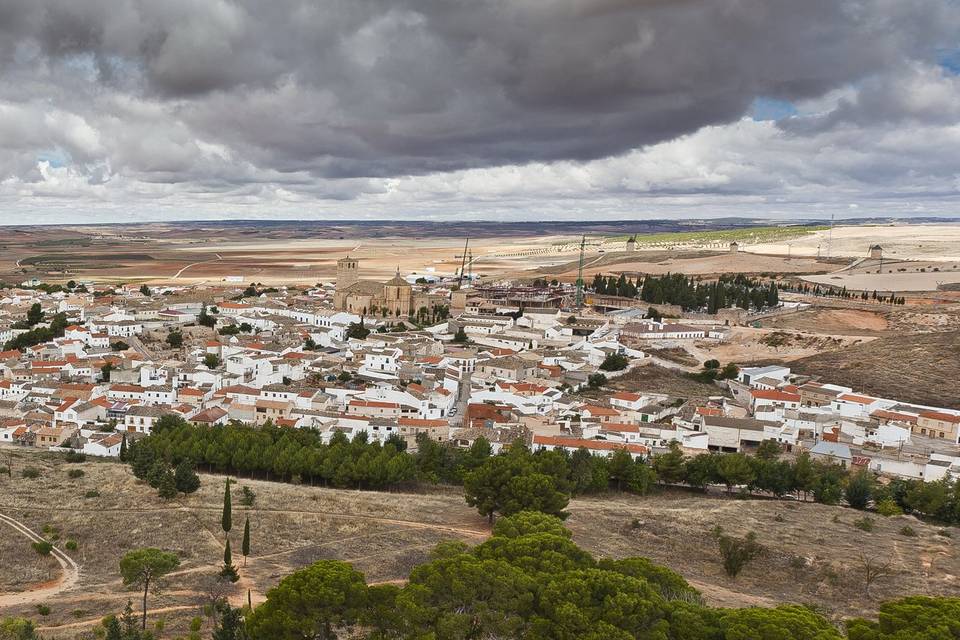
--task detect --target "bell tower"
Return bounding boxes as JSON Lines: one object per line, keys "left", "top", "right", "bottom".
{"left": 336, "top": 256, "right": 359, "bottom": 291}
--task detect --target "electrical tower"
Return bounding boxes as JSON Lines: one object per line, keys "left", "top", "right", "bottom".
{"left": 575, "top": 235, "right": 586, "bottom": 310}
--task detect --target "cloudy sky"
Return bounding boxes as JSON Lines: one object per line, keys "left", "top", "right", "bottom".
{"left": 1, "top": 0, "right": 960, "bottom": 225}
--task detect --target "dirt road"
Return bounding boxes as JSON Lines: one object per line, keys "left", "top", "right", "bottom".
{"left": 0, "top": 513, "right": 80, "bottom": 608}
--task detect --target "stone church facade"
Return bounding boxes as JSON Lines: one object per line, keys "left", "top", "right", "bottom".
{"left": 333, "top": 257, "right": 438, "bottom": 318}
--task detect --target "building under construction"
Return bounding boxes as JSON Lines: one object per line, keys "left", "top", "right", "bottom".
{"left": 471, "top": 284, "right": 571, "bottom": 310}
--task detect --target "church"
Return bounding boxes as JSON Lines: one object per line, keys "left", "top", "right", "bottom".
{"left": 333, "top": 256, "right": 437, "bottom": 318}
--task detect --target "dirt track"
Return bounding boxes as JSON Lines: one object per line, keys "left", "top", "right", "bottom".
{"left": 0, "top": 513, "right": 79, "bottom": 608}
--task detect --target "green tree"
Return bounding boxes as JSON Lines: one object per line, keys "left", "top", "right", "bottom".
{"left": 119, "top": 548, "right": 180, "bottom": 630}
{"left": 653, "top": 442, "right": 686, "bottom": 485}
{"left": 792, "top": 452, "right": 816, "bottom": 500}
{"left": 812, "top": 463, "right": 845, "bottom": 505}
{"left": 345, "top": 322, "right": 370, "bottom": 340}
{"left": 599, "top": 353, "right": 629, "bottom": 371}
{"left": 139, "top": 284, "right": 151, "bottom": 296}
{"left": 464, "top": 455, "right": 527, "bottom": 522}
{"left": 242, "top": 517, "right": 250, "bottom": 567}
{"left": 500, "top": 473, "right": 569, "bottom": 520}
{"left": 221, "top": 539, "right": 238, "bottom": 582}
{"left": 0, "top": 617, "right": 40, "bottom": 640}
{"left": 396, "top": 553, "right": 536, "bottom": 639}
{"left": 756, "top": 439, "right": 782, "bottom": 460}
{"left": 211, "top": 599, "right": 248, "bottom": 640}
{"left": 246, "top": 561, "right": 369, "bottom": 640}
{"left": 607, "top": 448, "right": 635, "bottom": 491}
{"left": 492, "top": 511, "right": 572, "bottom": 539}
{"left": 533, "top": 568, "right": 667, "bottom": 639}
{"left": 26, "top": 303, "right": 44, "bottom": 326}
{"left": 587, "top": 373, "right": 607, "bottom": 388}
{"left": 685, "top": 453, "right": 719, "bottom": 490}
{"left": 845, "top": 470, "right": 874, "bottom": 510}
{"left": 166, "top": 330, "right": 183, "bottom": 348}
{"left": 157, "top": 469, "right": 178, "bottom": 500}
{"left": 845, "top": 596, "right": 960, "bottom": 640}
{"left": 719, "top": 362, "right": 740, "bottom": 380}
{"left": 598, "top": 557, "right": 699, "bottom": 601}
{"left": 716, "top": 453, "right": 755, "bottom": 493}
{"left": 720, "top": 605, "right": 841, "bottom": 639}
{"left": 221, "top": 478, "right": 232, "bottom": 534}
{"left": 198, "top": 304, "right": 216, "bottom": 328}
{"left": 174, "top": 459, "right": 200, "bottom": 494}
{"left": 203, "top": 353, "right": 221, "bottom": 369}
{"left": 452, "top": 327, "right": 468, "bottom": 343}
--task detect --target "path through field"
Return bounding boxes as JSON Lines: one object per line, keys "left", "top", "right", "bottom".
{"left": 0, "top": 513, "right": 80, "bottom": 608}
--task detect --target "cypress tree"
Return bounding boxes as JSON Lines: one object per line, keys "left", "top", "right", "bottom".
{"left": 119, "top": 434, "right": 127, "bottom": 462}
{"left": 221, "top": 478, "right": 232, "bottom": 534}
{"left": 224, "top": 538, "right": 233, "bottom": 567}
{"left": 242, "top": 517, "right": 250, "bottom": 567}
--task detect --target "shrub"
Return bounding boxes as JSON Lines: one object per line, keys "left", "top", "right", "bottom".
{"left": 63, "top": 451, "right": 86, "bottom": 463}
{"left": 712, "top": 526, "right": 762, "bottom": 578}
{"left": 854, "top": 517, "right": 876, "bottom": 532}
{"left": 788, "top": 555, "right": 807, "bottom": 570}
{"left": 876, "top": 498, "right": 903, "bottom": 517}
{"left": 899, "top": 526, "right": 917, "bottom": 537}
{"left": 72, "top": 609, "right": 87, "bottom": 618}
{"left": 0, "top": 465, "right": 8, "bottom": 476}
{"left": 32, "top": 541, "right": 54, "bottom": 555}
{"left": 240, "top": 486, "right": 256, "bottom": 507}
{"left": 22, "top": 467, "right": 41, "bottom": 479}
{"left": 773, "top": 514, "right": 785, "bottom": 523}
{"left": 937, "top": 529, "right": 952, "bottom": 538}
{"left": 65, "top": 540, "right": 78, "bottom": 551}
{"left": 67, "top": 469, "right": 85, "bottom": 479}
{"left": 36, "top": 605, "right": 50, "bottom": 616}
{"left": 84, "top": 489, "right": 100, "bottom": 498}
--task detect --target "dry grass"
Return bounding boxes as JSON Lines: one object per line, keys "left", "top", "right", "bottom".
{"left": 0, "top": 449, "right": 486, "bottom": 638}
{"left": 787, "top": 329, "right": 960, "bottom": 409}
{"left": 3, "top": 449, "right": 959, "bottom": 636}
{"left": 568, "top": 490, "right": 960, "bottom": 620}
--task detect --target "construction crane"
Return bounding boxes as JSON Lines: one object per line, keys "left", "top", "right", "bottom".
{"left": 575, "top": 235, "right": 586, "bottom": 310}
{"left": 457, "top": 238, "right": 470, "bottom": 289}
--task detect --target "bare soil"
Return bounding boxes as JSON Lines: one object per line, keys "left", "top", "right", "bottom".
{"left": 787, "top": 330, "right": 960, "bottom": 409}
{"left": 569, "top": 490, "right": 960, "bottom": 620}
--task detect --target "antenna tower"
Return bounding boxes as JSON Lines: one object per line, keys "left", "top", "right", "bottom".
{"left": 575, "top": 235, "right": 586, "bottom": 310}
{"left": 457, "top": 238, "right": 470, "bottom": 289}
{"left": 826, "top": 214, "right": 834, "bottom": 259}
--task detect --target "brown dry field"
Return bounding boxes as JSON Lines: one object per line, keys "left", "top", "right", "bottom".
{"left": 1, "top": 450, "right": 958, "bottom": 637}
{"left": 786, "top": 329, "right": 960, "bottom": 409}
{"left": 569, "top": 491, "right": 959, "bottom": 620}
{"left": 7, "top": 222, "right": 959, "bottom": 287}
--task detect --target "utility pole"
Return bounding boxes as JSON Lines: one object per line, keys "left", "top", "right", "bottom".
{"left": 826, "top": 214, "right": 834, "bottom": 259}
{"left": 457, "top": 238, "right": 470, "bottom": 289}
{"left": 575, "top": 235, "right": 586, "bottom": 310}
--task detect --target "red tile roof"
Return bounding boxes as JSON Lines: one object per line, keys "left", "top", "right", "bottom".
{"left": 533, "top": 435, "right": 647, "bottom": 455}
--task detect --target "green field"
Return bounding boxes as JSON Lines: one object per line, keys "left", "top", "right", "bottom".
{"left": 603, "top": 225, "right": 828, "bottom": 245}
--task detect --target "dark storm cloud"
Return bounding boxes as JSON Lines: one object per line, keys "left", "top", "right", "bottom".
{"left": 0, "top": 0, "right": 956, "bottom": 181}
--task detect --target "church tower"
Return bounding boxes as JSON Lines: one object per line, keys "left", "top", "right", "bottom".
{"left": 336, "top": 256, "right": 359, "bottom": 291}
